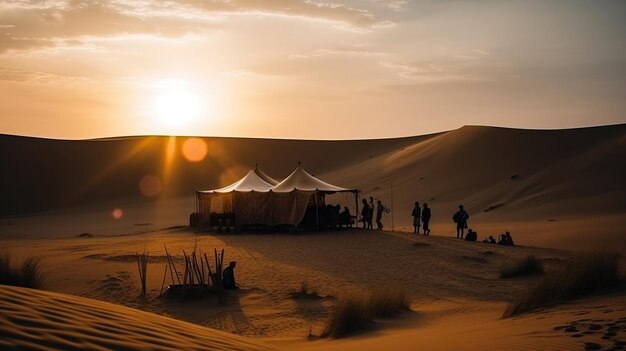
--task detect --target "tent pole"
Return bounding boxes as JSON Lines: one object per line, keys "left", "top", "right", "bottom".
{"left": 355, "top": 190, "right": 359, "bottom": 229}
{"left": 315, "top": 192, "right": 319, "bottom": 232}
{"left": 194, "top": 190, "right": 199, "bottom": 232}
{"left": 390, "top": 180, "right": 395, "bottom": 232}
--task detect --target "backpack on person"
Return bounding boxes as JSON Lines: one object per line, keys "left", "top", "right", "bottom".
{"left": 452, "top": 212, "right": 460, "bottom": 223}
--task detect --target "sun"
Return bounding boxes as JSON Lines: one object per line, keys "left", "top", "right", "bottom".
{"left": 151, "top": 79, "right": 202, "bottom": 128}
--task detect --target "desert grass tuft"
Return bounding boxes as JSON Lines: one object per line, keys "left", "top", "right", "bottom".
{"left": 367, "top": 286, "right": 411, "bottom": 317}
{"left": 504, "top": 252, "right": 621, "bottom": 317}
{"left": 321, "top": 292, "right": 370, "bottom": 338}
{"left": 321, "top": 286, "right": 411, "bottom": 338}
{"left": 299, "top": 281, "right": 310, "bottom": 295}
{"left": 0, "top": 251, "right": 45, "bottom": 289}
{"left": 500, "top": 255, "right": 544, "bottom": 278}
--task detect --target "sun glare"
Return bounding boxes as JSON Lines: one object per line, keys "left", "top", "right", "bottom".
{"left": 151, "top": 79, "right": 203, "bottom": 128}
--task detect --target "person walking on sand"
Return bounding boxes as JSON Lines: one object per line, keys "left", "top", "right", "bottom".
{"left": 422, "top": 203, "right": 431, "bottom": 235}
{"left": 360, "top": 199, "right": 370, "bottom": 229}
{"left": 368, "top": 196, "right": 375, "bottom": 230}
{"left": 412, "top": 201, "right": 421, "bottom": 234}
{"left": 453, "top": 205, "right": 469, "bottom": 239}
{"left": 376, "top": 200, "right": 385, "bottom": 230}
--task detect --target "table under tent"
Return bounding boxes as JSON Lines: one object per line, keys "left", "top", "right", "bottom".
{"left": 195, "top": 165, "right": 358, "bottom": 231}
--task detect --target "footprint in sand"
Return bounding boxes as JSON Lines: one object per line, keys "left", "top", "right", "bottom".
{"left": 556, "top": 316, "right": 626, "bottom": 350}
{"left": 584, "top": 342, "right": 601, "bottom": 350}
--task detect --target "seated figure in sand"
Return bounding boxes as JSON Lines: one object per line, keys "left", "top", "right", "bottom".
{"left": 222, "top": 261, "right": 239, "bottom": 290}
{"left": 339, "top": 206, "right": 354, "bottom": 228}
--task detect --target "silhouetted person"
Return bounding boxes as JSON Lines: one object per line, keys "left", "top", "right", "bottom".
{"left": 339, "top": 206, "right": 353, "bottom": 228}
{"left": 368, "top": 196, "right": 375, "bottom": 230}
{"left": 422, "top": 203, "right": 431, "bottom": 235}
{"left": 360, "top": 199, "right": 370, "bottom": 229}
{"left": 483, "top": 235, "right": 496, "bottom": 244}
{"left": 498, "top": 234, "right": 506, "bottom": 245}
{"left": 222, "top": 261, "right": 238, "bottom": 290}
{"left": 412, "top": 201, "right": 421, "bottom": 234}
{"left": 465, "top": 229, "right": 477, "bottom": 242}
{"left": 505, "top": 232, "right": 514, "bottom": 246}
{"left": 453, "top": 205, "right": 469, "bottom": 239}
{"left": 376, "top": 200, "right": 385, "bottom": 230}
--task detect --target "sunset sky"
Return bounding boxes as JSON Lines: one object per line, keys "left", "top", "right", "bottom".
{"left": 1, "top": 0, "right": 625, "bottom": 140}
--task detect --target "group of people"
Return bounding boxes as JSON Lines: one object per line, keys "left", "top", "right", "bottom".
{"left": 322, "top": 204, "right": 355, "bottom": 229}
{"left": 359, "top": 196, "right": 389, "bottom": 231}
{"left": 482, "top": 232, "right": 515, "bottom": 245}
{"left": 411, "top": 202, "right": 432, "bottom": 235}
{"left": 450, "top": 204, "right": 515, "bottom": 245}
{"left": 221, "top": 202, "right": 518, "bottom": 292}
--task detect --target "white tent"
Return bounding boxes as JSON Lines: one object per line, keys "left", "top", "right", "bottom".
{"left": 272, "top": 166, "right": 351, "bottom": 193}
{"left": 196, "top": 165, "right": 357, "bottom": 228}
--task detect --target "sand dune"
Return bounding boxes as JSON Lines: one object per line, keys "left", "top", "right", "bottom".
{"left": 1, "top": 229, "right": 625, "bottom": 351}
{"left": 4, "top": 124, "right": 625, "bottom": 250}
{"left": 0, "top": 284, "right": 275, "bottom": 351}
{"left": 1, "top": 124, "right": 625, "bottom": 349}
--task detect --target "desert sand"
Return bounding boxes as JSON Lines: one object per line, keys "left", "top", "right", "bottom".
{"left": 1, "top": 124, "right": 625, "bottom": 350}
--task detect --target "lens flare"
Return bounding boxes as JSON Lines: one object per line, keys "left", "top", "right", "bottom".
{"left": 112, "top": 208, "right": 123, "bottom": 220}
{"left": 182, "top": 137, "right": 208, "bottom": 162}
{"left": 139, "top": 175, "right": 162, "bottom": 197}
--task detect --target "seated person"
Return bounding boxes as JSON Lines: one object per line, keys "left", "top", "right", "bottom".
{"left": 339, "top": 207, "right": 354, "bottom": 228}
{"left": 465, "top": 229, "right": 477, "bottom": 242}
{"left": 497, "top": 234, "right": 507, "bottom": 245}
{"left": 488, "top": 235, "right": 496, "bottom": 244}
{"left": 222, "top": 261, "right": 239, "bottom": 290}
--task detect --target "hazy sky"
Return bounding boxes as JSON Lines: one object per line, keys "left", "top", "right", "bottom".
{"left": 1, "top": 0, "right": 625, "bottom": 139}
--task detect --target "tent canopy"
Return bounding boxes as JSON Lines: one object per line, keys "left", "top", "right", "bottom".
{"left": 198, "top": 169, "right": 275, "bottom": 193}
{"left": 272, "top": 166, "right": 353, "bottom": 193}
{"left": 253, "top": 164, "right": 279, "bottom": 186}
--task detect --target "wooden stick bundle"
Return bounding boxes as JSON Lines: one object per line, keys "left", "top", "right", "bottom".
{"left": 135, "top": 251, "right": 148, "bottom": 297}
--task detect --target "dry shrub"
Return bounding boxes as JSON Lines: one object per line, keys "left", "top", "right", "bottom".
{"left": 321, "top": 292, "right": 370, "bottom": 338}
{"left": 0, "top": 251, "right": 45, "bottom": 289}
{"left": 322, "top": 286, "right": 411, "bottom": 338}
{"left": 299, "top": 281, "right": 310, "bottom": 295}
{"left": 500, "top": 255, "right": 544, "bottom": 278}
{"left": 367, "top": 286, "right": 411, "bottom": 318}
{"left": 504, "top": 252, "right": 621, "bottom": 317}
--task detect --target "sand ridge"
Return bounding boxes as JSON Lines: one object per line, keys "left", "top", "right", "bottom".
{"left": 0, "top": 284, "right": 276, "bottom": 351}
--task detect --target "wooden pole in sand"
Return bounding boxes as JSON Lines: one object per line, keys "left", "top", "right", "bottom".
{"left": 204, "top": 253, "right": 214, "bottom": 288}
{"left": 390, "top": 180, "right": 395, "bottom": 232}
{"left": 159, "top": 263, "right": 168, "bottom": 296}
{"left": 164, "top": 245, "right": 181, "bottom": 285}
{"left": 354, "top": 190, "right": 359, "bottom": 228}
{"left": 314, "top": 192, "right": 319, "bottom": 231}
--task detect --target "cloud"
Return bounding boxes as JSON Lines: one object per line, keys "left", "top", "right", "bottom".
{"left": 370, "top": 0, "right": 410, "bottom": 12}
{"left": 179, "top": 0, "right": 384, "bottom": 28}
{"left": 0, "top": 1, "right": 204, "bottom": 53}
{"left": 0, "top": 65, "right": 91, "bottom": 84}
{"left": 288, "top": 47, "right": 386, "bottom": 59}
{"left": 0, "top": 0, "right": 393, "bottom": 53}
{"left": 379, "top": 59, "right": 491, "bottom": 83}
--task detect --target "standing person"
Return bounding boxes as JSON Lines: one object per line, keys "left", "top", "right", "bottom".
{"left": 376, "top": 200, "right": 385, "bottom": 230}
{"left": 453, "top": 205, "right": 470, "bottom": 239}
{"left": 360, "top": 199, "right": 370, "bottom": 229}
{"left": 412, "top": 201, "right": 421, "bottom": 234}
{"left": 367, "top": 196, "right": 375, "bottom": 230}
{"left": 422, "top": 203, "right": 431, "bottom": 235}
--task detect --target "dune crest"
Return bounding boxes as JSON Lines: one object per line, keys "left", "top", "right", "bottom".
{"left": 0, "top": 285, "right": 275, "bottom": 351}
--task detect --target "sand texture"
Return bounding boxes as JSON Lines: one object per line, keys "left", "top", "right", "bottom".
{"left": 0, "top": 284, "right": 275, "bottom": 351}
